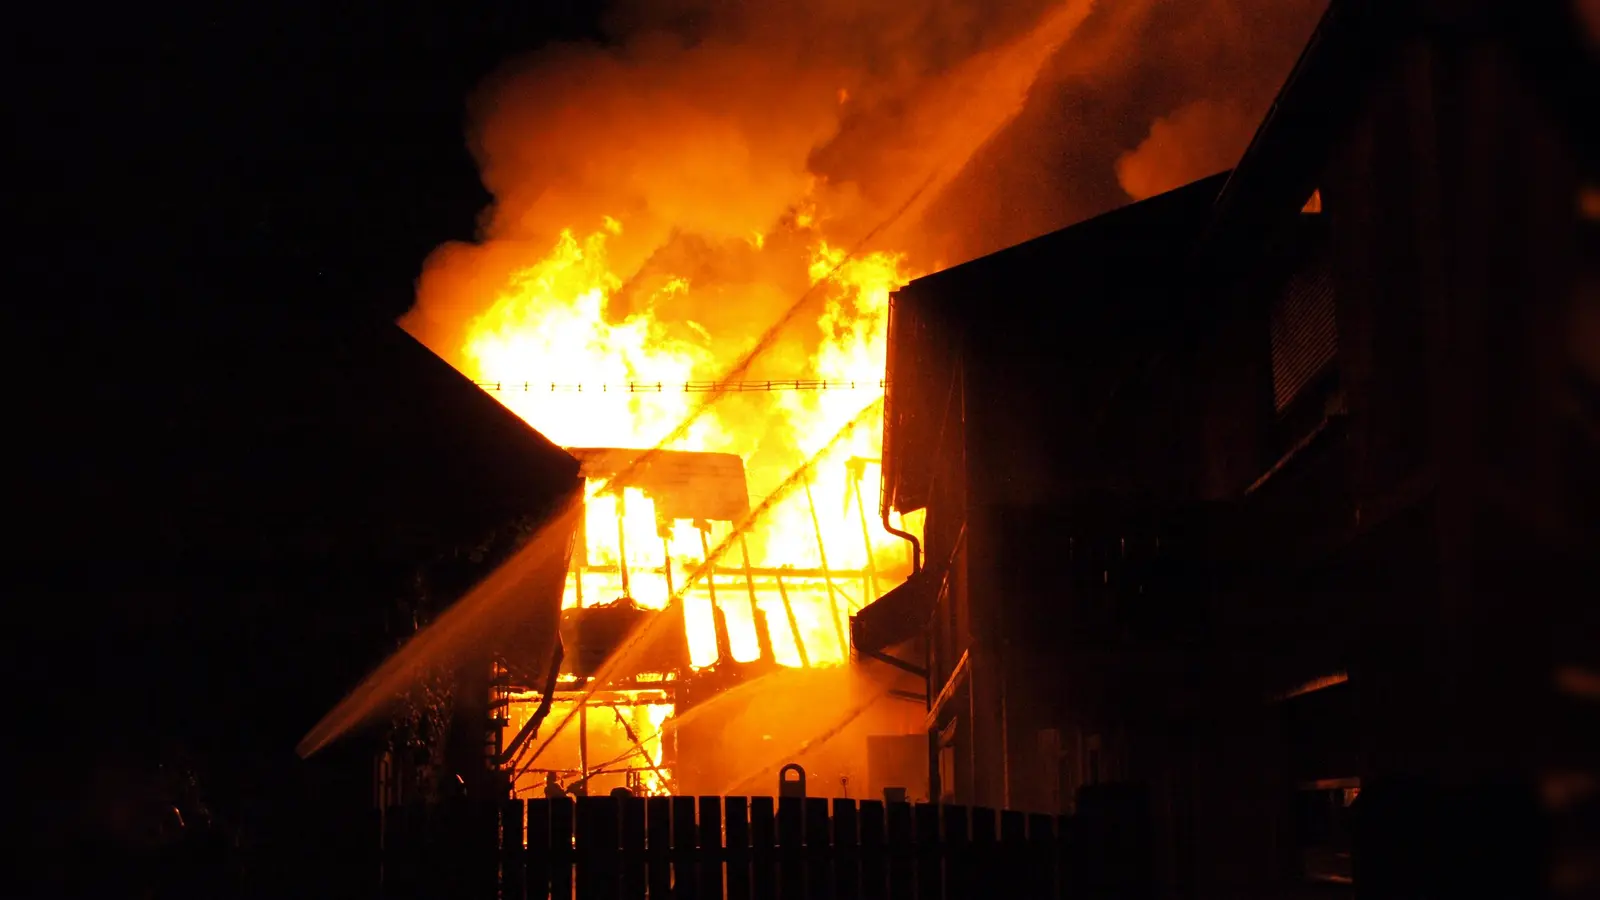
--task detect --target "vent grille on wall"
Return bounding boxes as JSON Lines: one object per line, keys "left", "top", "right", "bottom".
{"left": 1270, "top": 251, "right": 1338, "bottom": 412}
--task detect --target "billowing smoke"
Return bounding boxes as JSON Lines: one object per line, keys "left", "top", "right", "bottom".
{"left": 404, "top": 0, "right": 1328, "bottom": 363}
{"left": 405, "top": 0, "right": 1090, "bottom": 361}
{"left": 920, "top": 0, "right": 1327, "bottom": 261}
{"left": 1115, "top": 99, "right": 1261, "bottom": 201}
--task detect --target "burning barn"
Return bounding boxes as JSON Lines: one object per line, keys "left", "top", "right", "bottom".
{"left": 872, "top": 0, "right": 1596, "bottom": 896}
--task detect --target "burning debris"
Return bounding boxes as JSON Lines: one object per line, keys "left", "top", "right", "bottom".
{"left": 495, "top": 444, "right": 900, "bottom": 797}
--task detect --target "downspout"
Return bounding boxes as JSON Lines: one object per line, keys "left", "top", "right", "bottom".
{"left": 879, "top": 496, "right": 929, "bottom": 803}
{"left": 881, "top": 510, "right": 922, "bottom": 574}
{"left": 880, "top": 286, "right": 922, "bottom": 577}
{"left": 879, "top": 491, "right": 930, "bottom": 802}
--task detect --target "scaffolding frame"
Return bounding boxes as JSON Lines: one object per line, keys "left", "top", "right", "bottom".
{"left": 500, "top": 452, "right": 887, "bottom": 794}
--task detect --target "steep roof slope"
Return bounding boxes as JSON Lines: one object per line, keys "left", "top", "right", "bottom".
{"left": 20, "top": 310, "right": 578, "bottom": 566}
{"left": 17, "top": 309, "right": 581, "bottom": 816}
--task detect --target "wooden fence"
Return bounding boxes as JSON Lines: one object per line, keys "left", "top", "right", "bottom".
{"left": 380, "top": 789, "right": 1151, "bottom": 900}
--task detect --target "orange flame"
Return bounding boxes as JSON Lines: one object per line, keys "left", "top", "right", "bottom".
{"left": 468, "top": 216, "right": 920, "bottom": 666}
{"left": 472, "top": 214, "right": 925, "bottom": 795}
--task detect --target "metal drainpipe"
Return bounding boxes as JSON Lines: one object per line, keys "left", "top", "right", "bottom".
{"left": 881, "top": 509, "right": 922, "bottom": 574}
{"left": 926, "top": 620, "right": 939, "bottom": 803}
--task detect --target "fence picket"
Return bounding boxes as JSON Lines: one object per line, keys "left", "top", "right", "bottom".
{"left": 472, "top": 800, "right": 502, "bottom": 900}
{"left": 388, "top": 804, "right": 422, "bottom": 900}
{"left": 805, "top": 797, "right": 833, "bottom": 900}
{"left": 1000, "top": 810, "right": 1026, "bottom": 898}
{"left": 832, "top": 799, "right": 860, "bottom": 900}
{"left": 858, "top": 800, "right": 887, "bottom": 900}
{"left": 698, "top": 796, "right": 724, "bottom": 900}
{"left": 968, "top": 807, "right": 996, "bottom": 898}
{"left": 620, "top": 797, "right": 646, "bottom": 900}
{"left": 914, "top": 804, "right": 940, "bottom": 900}
{"left": 551, "top": 798, "right": 575, "bottom": 900}
{"left": 646, "top": 797, "right": 671, "bottom": 900}
{"left": 447, "top": 799, "right": 473, "bottom": 897}
{"left": 725, "top": 797, "right": 752, "bottom": 900}
{"left": 501, "top": 799, "right": 527, "bottom": 900}
{"left": 672, "top": 796, "right": 699, "bottom": 900}
{"left": 422, "top": 801, "right": 454, "bottom": 900}
{"left": 575, "top": 797, "right": 595, "bottom": 900}
{"left": 778, "top": 797, "right": 805, "bottom": 900}
{"left": 885, "top": 801, "right": 913, "bottom": 900}
{"left": 456, "top": 798, "right": 485, "bottom": 897}
{"left": 365, "top": 807, "right": 385, "bottom": 900}
{"left": 415, "top": 802, "right": 436, "bottom": 900}
{"left": 1027, "top": 814, "right": 1055, "bottom": 900}
{"left": 579, "top": 796, "right": 619, "bottom": 900}
{"left": 941, "top": 806, "right": 970, "bottom": 900}
{"left": 465, "top": 798, "right": 495, "bottom": 898}
{"left": 751, "top": 796, "right": 778, "bottom": 900}
{"left": 1054, "top": 815, "right": 1072, "bottom": 900}
{"left": 527, "top": 799, "right": 551, "bottom": 900}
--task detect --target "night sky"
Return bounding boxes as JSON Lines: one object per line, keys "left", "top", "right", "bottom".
{"left": 18, "top": 1, "right": 602, "bottom": 328}
{"left": 13, "top": 1, "right": 609, "bottom": 563}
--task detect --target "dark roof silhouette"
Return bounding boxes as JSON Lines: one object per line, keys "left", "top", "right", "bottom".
{"left": 903, "top": 171, "right": 1230, "bottom": 329}
{"left": 1200, "top": 0, "right": 1597, "bottom": 265}
{"left": 20, "top": 308, "right": 581, "bottom": 796}
{"left": 20, "top": 309, "right": 578, "bottom": 567}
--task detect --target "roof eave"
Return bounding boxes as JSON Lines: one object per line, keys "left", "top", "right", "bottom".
{"left": 1197, "top": 0, "right": 1401, "bottom": 265}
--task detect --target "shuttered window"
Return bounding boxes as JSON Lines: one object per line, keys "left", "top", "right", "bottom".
{"left": 1270, "top": 248, "right": 1338, "bottom": 412}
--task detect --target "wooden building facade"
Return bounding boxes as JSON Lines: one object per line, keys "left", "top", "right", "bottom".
{"left": 864, "top": 1, "right": 1597, "bottom": 896}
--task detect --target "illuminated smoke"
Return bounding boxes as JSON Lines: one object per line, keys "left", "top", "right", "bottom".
{"left": 1115, "top": 99, "right": 1261, "bottom": 201}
